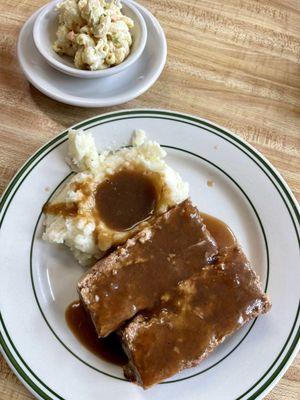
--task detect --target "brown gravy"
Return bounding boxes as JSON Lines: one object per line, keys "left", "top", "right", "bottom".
{"left": 201, "top": 213, "right": 236, "bottom": 250}
{"left": 122, "top": 246, "right": 270, "bottom": 388}
{"left": 65, "top": 301, "right": 127, "bottom": 366}
{"left": 95, "top": 169, "right": 158, "bottom": 231}
{"left": 66, "top": 211, "right": 236, "bottom": 365}
{"left": 42, "top": 202, "right": 79, "bottom": 218}
{"left": 43, "top": 180, "right": 92, "bottom": 218}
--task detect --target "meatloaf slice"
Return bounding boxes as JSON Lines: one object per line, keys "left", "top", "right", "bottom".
{"left": 121, "top": 245, "right": 271, "bottom": 388}
{"left": 78, "top": 199, "right": 218, "bottom": 337}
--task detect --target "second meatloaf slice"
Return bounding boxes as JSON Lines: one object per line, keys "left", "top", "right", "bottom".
{"left": 78, "top": 199, "right": 218, "bottom": 337}
{"left": 121, "top": 245, "right": 271, "bottom": 388}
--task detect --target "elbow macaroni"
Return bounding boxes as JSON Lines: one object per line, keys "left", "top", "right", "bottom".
{"left": 53, "top": 0, "right": 134, "bottom": 71}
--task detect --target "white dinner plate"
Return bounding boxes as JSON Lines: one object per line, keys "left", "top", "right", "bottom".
{"left": 0, "top": 109, "right": 299, "bottom": 400}
{"left": 17, "top": 2, "right": 167, "bottom": 107}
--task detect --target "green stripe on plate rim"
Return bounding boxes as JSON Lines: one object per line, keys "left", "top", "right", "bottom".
{"left": 29, "top": 144, "right": 269, "bottom": 383}
{"left": 0, "top": 109, "right": 299, "bottom": 400}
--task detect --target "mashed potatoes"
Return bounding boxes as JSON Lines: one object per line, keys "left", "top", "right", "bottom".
{"left": 43, "top": 129, "right": 189, "bottom": 265}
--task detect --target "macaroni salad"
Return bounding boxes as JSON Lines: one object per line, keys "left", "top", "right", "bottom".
{"left": 53, "top": 0, "right": 134, "bottom": 70}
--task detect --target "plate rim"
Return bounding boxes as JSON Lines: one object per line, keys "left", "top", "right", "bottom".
{"left": 0, "top": 108, "right": 299, "bottom": 400}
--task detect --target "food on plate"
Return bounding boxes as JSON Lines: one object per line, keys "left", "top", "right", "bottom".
{"left": 78, "top": 199, "right": 218, "bottom": 337}
{"left": 121, "top": 245, "right": 271, "bottom": 388}
{"left": 53, "top": 0, "right": 134, "bottom": 70}
{"left": 42, "top": 129, "right": 189, "bottom": 265}
{"left": 65, "top": 300, "right": 128, "bottom": 365}
{"left": 42, "top": 127, "right": 271, "bottom": 388}
{"left": 76, "top": 198, "right": 271, "bottom": 387}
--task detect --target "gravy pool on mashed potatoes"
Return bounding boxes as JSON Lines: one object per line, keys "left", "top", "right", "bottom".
{"left": 42, "top": 130, "right": 189, "bottom": 265}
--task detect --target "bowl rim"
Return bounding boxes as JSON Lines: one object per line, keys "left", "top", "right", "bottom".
{"left": 33, "top": 0, "right": 148, "bottom": 78}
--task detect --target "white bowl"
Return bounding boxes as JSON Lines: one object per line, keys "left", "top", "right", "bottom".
{"left": 18, "top": 4, "right": 167, "bottom": 107}
{"left": 33, "top": 0, "right": 147, "bottom": 79}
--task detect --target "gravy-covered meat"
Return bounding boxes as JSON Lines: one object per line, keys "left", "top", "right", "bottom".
{"left": 121, "top": 246, "right": 271, "bottom": 388}
{"left": 78, "top": 199, "right": 218, "bottom": 337}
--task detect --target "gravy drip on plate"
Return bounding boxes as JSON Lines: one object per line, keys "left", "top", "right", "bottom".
{"left": 65, "top": 301, "right": 127, "bottom": 366}
{"left": 201, "top": 213, "right": 236, "bottom": 250}
{"left": 95, "top": 169, "right": 158, "bottom": 231}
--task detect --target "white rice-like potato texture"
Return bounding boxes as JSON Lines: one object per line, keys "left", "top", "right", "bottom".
{"left": 43, "top": 129, "right": 189, "bottom": 265}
